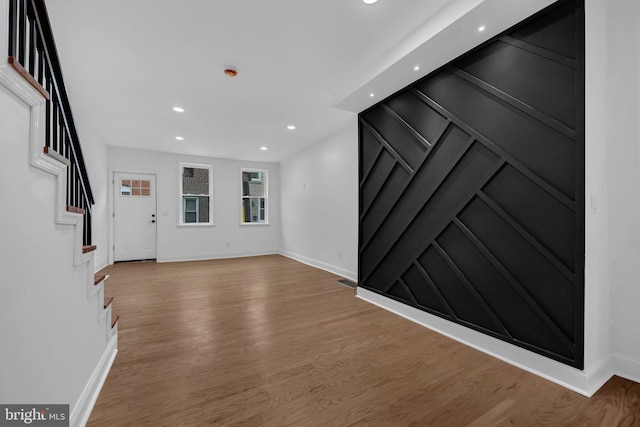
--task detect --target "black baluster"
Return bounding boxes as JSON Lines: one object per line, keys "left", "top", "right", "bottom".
{"left": 17, "top": 0, "right": 26, "bottom": 65}
{"left": 45, "top": 79, "right": 51, "bottom": 148}
{"left": 76, "top": 173, "right": 81, "bottom": 210}
{"left": 85, "top": 209, "right": 92, "bottom": 245}
{"left": 28, "top": 12, "right": 36, "bottom": 74}
{"left": 52, "top": 99, "right": 58, "bottom": 152}
{"left": 66, "top": 154, "right": 72, "bottom": 206}
{"left": 37, "top": 40, "right": 44, "bottom": 86}
{"left": 8, "top": 0, "right": 17, "bottom": 58}
{"left": 58, "top": 110, "right": 64, "bottom": 157}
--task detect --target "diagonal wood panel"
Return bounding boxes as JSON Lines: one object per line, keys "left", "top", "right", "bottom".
{"left": 358, "top": 0, "right": 584, "bottom": 368}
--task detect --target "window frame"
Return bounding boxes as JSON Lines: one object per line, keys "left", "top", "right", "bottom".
{"left": 178, "top": 162, "right": 213, "bottom": 226}
{"left": 240, "top": 168, "right": 269, "bottom": 225}
{"left": 183, "top": 196, "right": 199, "bottom": 223}
{"left": 120, "top": 178, "right": 152, "bottom": 197}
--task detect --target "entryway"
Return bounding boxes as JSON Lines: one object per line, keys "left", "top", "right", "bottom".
{"left": 113, "top": 172, "right": 157, "bottom": 261}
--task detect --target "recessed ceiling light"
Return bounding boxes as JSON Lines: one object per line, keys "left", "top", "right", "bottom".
{"left": 175, "top": 136, "right": 184, "bottom": 141}
{"left": 414, "top": 65, "right": 420, "bottom": 71}
{"left": 287, "top": 125, "right": 296, "bottom": 130}
{"left": 478, "top": 25, "right": 486, "bottom": 32}
{"left": 173, "top": 107, "right": 184, "bottom": 113}
{"left": 369, "top": 93, "right": 375, "bottom": 97}
{"left": 260, "top": 146, "right": 268, "bottom": 151}
{"left": 363, "top": 0, "right": 378, "bottom": 4}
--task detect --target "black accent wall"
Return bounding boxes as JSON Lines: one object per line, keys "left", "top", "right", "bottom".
{"left": 358, "top": 0, "right": 585, "bottom": 368}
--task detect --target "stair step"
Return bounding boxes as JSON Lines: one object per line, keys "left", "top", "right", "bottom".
{"left": 82, "top": 245, "right": 97, "bottom": 254}
{"left": 66, "top": 205, "right": 85, "bottom": 215}
{"left": 94, "top": 274, "right": 106, "bottom": 286}
{"left": 43, "top": 147, "right": 70, "bottom": 166}
{"left": 111, "top": 315, "right": 120, "bottom": 329}
{"left": 8, "top": 56, "right": 50, "bottom": 99}
{"left": 104, "top": 296, "right": 114, "bottom": 309}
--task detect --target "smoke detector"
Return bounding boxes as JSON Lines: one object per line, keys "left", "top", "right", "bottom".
{"left": 224, "top": 68, "right": 238, "bottom": 77}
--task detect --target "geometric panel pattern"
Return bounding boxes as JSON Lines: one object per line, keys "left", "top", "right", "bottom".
{"left": 358, "top": 0, "right": 585, "bottom": 368}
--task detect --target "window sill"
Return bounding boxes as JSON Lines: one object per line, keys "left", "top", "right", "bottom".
{"left": 177, "top": 223, "right": 216, "bottom": 228}
{"left": 240, "top": 222, "right": 270, "bottom": 226}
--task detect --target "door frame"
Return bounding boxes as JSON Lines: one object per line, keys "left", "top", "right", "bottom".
{"left": 108, "top": 168, "right": 158, "bottom": 265}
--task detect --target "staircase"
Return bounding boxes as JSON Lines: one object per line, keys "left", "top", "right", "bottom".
{"left": 96, "top": 272, "right": 119, "bottom": 330}
{"left": 0, "top": 0, "right": 118, "bottom": 425}
{"left": 2, "top": 0, "right": 119, "bottom": 336}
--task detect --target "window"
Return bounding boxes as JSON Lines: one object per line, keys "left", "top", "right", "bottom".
{"left": 183, "top": 197, "right": 199, "bottom": 223}
{"left": 179, "top": 162, "right": 212, "bottom": 225}
{"left": 120, "top": 179, "right": 151, "bottom": 197}
{"left": 241, "top": 169, "right": 268, "bottom": 224}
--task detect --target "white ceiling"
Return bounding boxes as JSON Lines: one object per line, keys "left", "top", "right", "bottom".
{"left": 45, "top": 0, "right": 555, "bottom": 163}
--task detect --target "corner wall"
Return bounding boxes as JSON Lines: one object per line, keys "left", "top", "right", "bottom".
{"left": 602, "top": 0, "right": 640, "bottom": 382}
{"left": 582, "top": 0, "right": 612, "bottom": 389}
{"left": 279, "top": 124, "right": 359, "bottom": 281}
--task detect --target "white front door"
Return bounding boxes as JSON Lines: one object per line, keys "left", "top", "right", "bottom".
{"left": 114, "top": 172, "right": 157, "bottom": 261}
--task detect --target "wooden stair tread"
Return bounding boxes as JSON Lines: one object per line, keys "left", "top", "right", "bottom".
{"left": 66, "top": 205, "right": 85, "bottom": 215}
{"left": 104, "top": 296, "right": 114, "bottom": 309}
{"left": 111, "top": 315, "right": 119, "bottom": 329}
{"left": 44, "top": 147, "right": 71, "bottom": 166}
{"left": 8, "top": 56, "right": 50, "bottom": 100}
{"left": 94, "top": 274, "right": 106, "bottom": 286}
{"left": 83, "top": 245, "right": 97, "bottom": 254}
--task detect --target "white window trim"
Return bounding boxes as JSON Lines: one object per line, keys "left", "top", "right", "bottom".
{"left": 178, "top": 162, "right": 214, "bottom": 226}
{"left": 240, "top": 168, "right": 269, "bottom": 225}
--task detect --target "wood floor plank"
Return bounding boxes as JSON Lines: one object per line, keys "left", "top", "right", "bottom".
{"left": 88, "top": 255, "right": 640, "bottom": 426}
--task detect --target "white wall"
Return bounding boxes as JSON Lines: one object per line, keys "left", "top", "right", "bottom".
{"left": 108, "top": 147, "right": 280, "bottom": 263}
{"left": 77, "top": 119, "right": 109, "bottom": 271}
{"left": 0, "top": 71, "right": 113, "bottom": 424}
{"left": 279, "top": 123, "right": 359, "bottom": 281}
{"left": 582, "top": 0, "right": 612, "bottom": 388}
{"left": 603, "top": 0, "right": 640, "bottom": 382}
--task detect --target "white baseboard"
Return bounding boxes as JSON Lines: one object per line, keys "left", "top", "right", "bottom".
{"left": 157, "top": 250, "right": 278, "bottom": 264}
{"left": 612, "top": 352, "right": 640, "bottom": 383}
{"left": 70, "top": 335, "right": 118, "bottom": 427}
{"left": 279, "top": 250, "right": 357, "bottom": 281}
{"left": 357, "top": 287, "right": 613, "bottom": 397}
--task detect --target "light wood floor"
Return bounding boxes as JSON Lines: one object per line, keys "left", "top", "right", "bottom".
{"left": 88, "top": 255, "right": 640, "bottom": 426}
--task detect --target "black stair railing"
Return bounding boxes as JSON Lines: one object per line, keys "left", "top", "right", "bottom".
{"left": 7, "top": 0, "right": 94, "bottom": 245}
